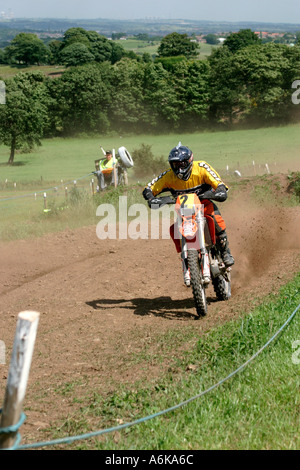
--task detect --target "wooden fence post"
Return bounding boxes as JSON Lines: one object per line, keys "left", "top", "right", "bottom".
{"left": 0, "top": 311, "right": 40, "bottom": 450}
{"left": 113, "top": 149, "right": 117, "bottom": 188}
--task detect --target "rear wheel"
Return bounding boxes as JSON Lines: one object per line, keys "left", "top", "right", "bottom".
{"left": 187, "top": 249, "right": 207, "bottom": 317}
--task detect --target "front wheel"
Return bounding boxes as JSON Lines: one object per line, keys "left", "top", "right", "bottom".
{"left": 187, "top": 249, "right": 207, "bottom": 317}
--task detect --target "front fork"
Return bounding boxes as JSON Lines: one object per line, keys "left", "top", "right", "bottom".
{"left": 197, "top": 211, "right": 211, "bottom": 283}
{"left": 180, "top": 212, "right": 211, "bottom": 284}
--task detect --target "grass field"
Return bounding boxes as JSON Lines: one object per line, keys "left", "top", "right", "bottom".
{"left": 114, "top": 39, "right": 218, "bottom": 60}
{"left": 0, "top": 124, "right": 299, "bottom": 241}
{"left": 1, "top": 123, "right": 299, "bottom": 185}
{"left": 115, "top": 38, "right": 160, "bottom": 57}
{"left": 0, "top": 64, "right": 65, "bottom": 79}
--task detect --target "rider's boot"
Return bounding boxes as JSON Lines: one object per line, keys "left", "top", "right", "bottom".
{"left": 218, "top": 232, "right": 235, "bottom": 267}
{"left": 182, "top": 257, "right": 191, "bottom": 287}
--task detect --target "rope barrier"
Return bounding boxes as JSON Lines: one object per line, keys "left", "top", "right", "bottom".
{"left": 1, "top": 300, "right": 296, "bottom": 451}
{"left": 0, "top": 411, "right": 26, "bottom": 451}
{"left": 0, "top": 173, "right": 94, "bottom": 202}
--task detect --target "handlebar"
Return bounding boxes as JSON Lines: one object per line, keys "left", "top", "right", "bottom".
{"left": 148, "top": 194, "right": 217, "bottom": 209}
{"left": 148, "top": 196, "right": 175, "bottom": 209}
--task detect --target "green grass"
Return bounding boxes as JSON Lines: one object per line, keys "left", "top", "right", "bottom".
{"left": 114, "top": 39, "right": 219, "bottom": 60}
{"left": 0, "top": 184, "right": 145, "bottom": 241}
{"left": 1, "top": 123, "right": 299, "bottom": 185}
{"left": 0, "top": 64, "right": 65, "bottom": 80}
{"left": 41, "top": 273, "right": 300, "bottom": 450}
{"left": 115, "top": 39, "right": 160, "bottom": 57}
{"left": 1, "top": 124, "right": 299, "bottom": 241}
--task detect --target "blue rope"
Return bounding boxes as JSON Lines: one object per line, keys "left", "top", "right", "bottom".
{"left": 0, "top": 411, "right": 26, "bottom": 451}
{"left": 11, "top": 301, "right": 299, "bottom": 451}
{"left": 0, "top": 173, "right": 94, "bottom": 202}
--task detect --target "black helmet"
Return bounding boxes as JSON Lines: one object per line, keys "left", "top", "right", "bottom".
{"left": 168, "top": 144, "right": 193, "bottom": 181}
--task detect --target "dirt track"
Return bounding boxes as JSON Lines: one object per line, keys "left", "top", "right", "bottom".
{"left": 0, "top": 175, "right": 299, "bottom": 445}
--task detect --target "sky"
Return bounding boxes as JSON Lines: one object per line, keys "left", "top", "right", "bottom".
{"left": 1, "top": 0, "right": 300, "bottom": 24}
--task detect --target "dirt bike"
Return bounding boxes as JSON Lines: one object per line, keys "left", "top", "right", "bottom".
{"left": 150, "top": 192, "right": 231, "bottom": 317}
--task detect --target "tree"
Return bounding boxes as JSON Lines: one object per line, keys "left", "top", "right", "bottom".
{"left": 157, "top": 32, "right": 200, "bottom": 59}
{"left": 58, "top": 27, "right": 126, "bottom": 65}
{"left": 208, "top": 47, "right": 244, "bottom": 123}
{"left": 110, "top": 58, "right": 146, "bottom": 132}
{"left": 0, "top": 72, "right": 50, "bottom": 164}
{"left": 47, "top": 63, "right": 112, "bottom": 135}
{"left": 143, "top": 61, "right": 179, "bottom": 130}
{"left": 170, "top": 60, "right": 210, "bottom": 129}
{"left": 48, "top": 40, "right": 63, "bottom": 64}
{"left": 204, "top": 34, "right": 219, "bottom": 45}
{"left": 224, "top": 29, "right": 261, "bottom": 53}
{"left": 110, "top": 42, "right": 127, "bottom": 64}
{"left": 4, "top": 33, "right": 49, "bottom": 65}
{"left": 209, "top": 43, "right": 293, "bottom": 124}
{"left": 61, "top": 27, "right": 90, "bottom": 48}
{"left": 59, "top": 42, "right": 95, "bottom": 66}
{"left": 155, "top": 55, "right": 187, "bottom": 72}
{"left": 233, "top": 43, "right": 291, "bottom": 121}
{"left": 85, "top": 30, "right": 115, "bottom": 62}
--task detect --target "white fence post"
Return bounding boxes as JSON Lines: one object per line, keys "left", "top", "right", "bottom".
{"left": 0, "top": 311, "right": 40, "bottom": 450}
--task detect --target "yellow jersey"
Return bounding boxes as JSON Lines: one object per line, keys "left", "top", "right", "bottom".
{"left": 146, "top": 161, "right": 228, "bottom": 197}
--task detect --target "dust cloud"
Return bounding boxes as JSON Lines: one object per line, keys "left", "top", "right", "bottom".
{"left": 223, "top": 198, "right": 300, "bottom": 289}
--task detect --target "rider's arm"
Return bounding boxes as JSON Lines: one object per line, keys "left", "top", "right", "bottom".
{"left": 143, "top": 170, "right": 171, "bottom": 200}
{"left": 196, "top": 162, "right": 228, "bottom": 201}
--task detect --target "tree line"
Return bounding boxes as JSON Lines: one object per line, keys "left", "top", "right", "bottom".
{"left": 0, "top": 28, "right": 300, "bottom": 164}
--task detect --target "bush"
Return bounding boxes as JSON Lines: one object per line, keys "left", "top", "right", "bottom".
{"left": 287, "top": 171, "right": 300, "bottom": 200}
{"left": 132, "top": 143, "right": 166, "bottom": 178}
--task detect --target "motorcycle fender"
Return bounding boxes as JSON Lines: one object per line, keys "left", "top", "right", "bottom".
{"left": 210, "top": 259, "right": 220, "bottom": 278}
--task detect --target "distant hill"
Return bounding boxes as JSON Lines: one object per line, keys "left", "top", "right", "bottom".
{"left": 0, "top": 17, "right": 299, "bottom": 37}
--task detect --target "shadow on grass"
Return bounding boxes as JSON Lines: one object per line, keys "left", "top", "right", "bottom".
{"left": 0, "top": 161, "right": 26, "bottom": 167}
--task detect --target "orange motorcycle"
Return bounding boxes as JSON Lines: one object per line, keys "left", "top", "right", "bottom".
{"left": 151, "top": 193, "right": 231, "bottom": 317}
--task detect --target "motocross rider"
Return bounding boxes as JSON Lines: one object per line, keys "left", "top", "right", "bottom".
{"left": 142, "top": 144, "right": 235, "bottom": 286}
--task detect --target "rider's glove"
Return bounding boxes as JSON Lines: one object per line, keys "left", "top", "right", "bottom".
{"left": 142, "top": 187, "right": 154, "bottom": 201}
{"left": 198, "top": 189, "right": 215, "bottom": 200}
{"left": 147, "top": 198, "right": 163, "bottom": 208}
{"left": 198, "top": 184, "right": 228, "bottom": 202}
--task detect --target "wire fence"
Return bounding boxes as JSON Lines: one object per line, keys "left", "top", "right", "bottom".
{"left": 0, "top": 172, "right": 95, "bottom": 203}
{"left": 0, "top": 159, "right": 281, "bottom": 204}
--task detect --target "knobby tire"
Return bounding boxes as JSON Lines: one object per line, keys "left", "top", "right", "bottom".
{"left": 187, "top": 249, "right": 207, "bottom": 317}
